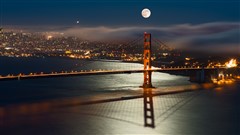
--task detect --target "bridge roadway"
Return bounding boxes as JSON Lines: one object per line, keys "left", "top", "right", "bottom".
{"left": 0, "top": 67, "right": 219, "bottom": 81}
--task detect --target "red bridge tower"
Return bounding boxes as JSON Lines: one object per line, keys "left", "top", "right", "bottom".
{"left": 142, "top": 33, "right": 153, "bottom": 88}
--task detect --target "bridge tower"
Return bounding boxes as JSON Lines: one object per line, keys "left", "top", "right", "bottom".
{"left": 142, "top": 33, "right": 155, "bottom": 128}
{"left": 142, "top": 32, "right": 153, "bottom": 88}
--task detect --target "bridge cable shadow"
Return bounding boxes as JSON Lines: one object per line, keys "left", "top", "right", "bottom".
{"left": 0, "top": 88, "right": 202, "bottom": 128}
{"left": 154, "top": 91, "right": 201, "bottom": 126}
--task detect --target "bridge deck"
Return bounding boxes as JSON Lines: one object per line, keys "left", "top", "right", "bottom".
{"left": 0, "top": 67, "right": 222, "bottom": 81}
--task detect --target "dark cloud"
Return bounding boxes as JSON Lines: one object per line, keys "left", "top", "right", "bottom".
{"left": 3, "top": 22, "right": 240, "bottom": 54}
{"left": 162, "top": 22, "right": 240, "bottom": 36}
{"left": 58, "top": 22, "right": 240, "bottom": 54}
{"left": 54, "top": 22, "right": 240, "bottom": 40}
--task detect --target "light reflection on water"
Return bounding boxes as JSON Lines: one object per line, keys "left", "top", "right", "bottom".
{"left": 0, "top": 57, "right": 198, "bottom": 106}
{"left": 0, "top": 57, "right": 239, "bottom": 134}
{"left": 0, "top": 89, "right": 212, "bottom": 135}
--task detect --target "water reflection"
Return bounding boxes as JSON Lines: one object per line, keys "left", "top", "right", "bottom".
{"left": 143, "top": 88, "right": 155, "bottom": 128}
{"left": 0, "top": 88, "right": 201, "bottom": 129}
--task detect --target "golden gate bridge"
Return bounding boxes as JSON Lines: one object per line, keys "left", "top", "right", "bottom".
{"left": 0, "top": 33, "right": 239, "bottom": 128}
{"left": 0, "top": 33, "right": 237, "bottom": 84}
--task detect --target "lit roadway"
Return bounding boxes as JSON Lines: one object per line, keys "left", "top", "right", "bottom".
{"left": 0, "top": 67, "right": 229, "bottom": 81}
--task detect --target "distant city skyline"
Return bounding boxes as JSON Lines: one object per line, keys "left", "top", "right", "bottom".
{"left": 0, "top": 0, "right": 240, "bottom": 54}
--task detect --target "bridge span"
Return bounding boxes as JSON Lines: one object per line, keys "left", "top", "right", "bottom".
{"left": 0, "top": 67, "right": 226, "bottom": 81}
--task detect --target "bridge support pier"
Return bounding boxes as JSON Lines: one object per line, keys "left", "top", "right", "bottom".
{"left": 189, "top": 67, "right": 215, "bottom": 83}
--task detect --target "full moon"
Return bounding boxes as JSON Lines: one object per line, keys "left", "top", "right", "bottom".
{"left": 141, "top": 8, "right": 151, "bottom": 18}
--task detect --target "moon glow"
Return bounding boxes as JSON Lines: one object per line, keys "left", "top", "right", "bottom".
{"left": 141, "top": 8, "right": 151, "bottom": 18}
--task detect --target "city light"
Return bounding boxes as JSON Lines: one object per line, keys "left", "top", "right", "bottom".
{"left": 225, "top": 59, "right": 237, "bottom": 68}
{"left": 47, "top": 35, "right": 53, "bottom": 40}
{"left": 185, "top": 57, "right": 191, "bottom": 61}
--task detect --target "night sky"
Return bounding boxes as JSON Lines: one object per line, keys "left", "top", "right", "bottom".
{"left": 1, "top": 0, "right": 240, "bottom": 53}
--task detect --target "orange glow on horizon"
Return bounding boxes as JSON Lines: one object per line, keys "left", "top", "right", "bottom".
{"left": 225, "top": 59, "right": 237, "bottom": 68}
